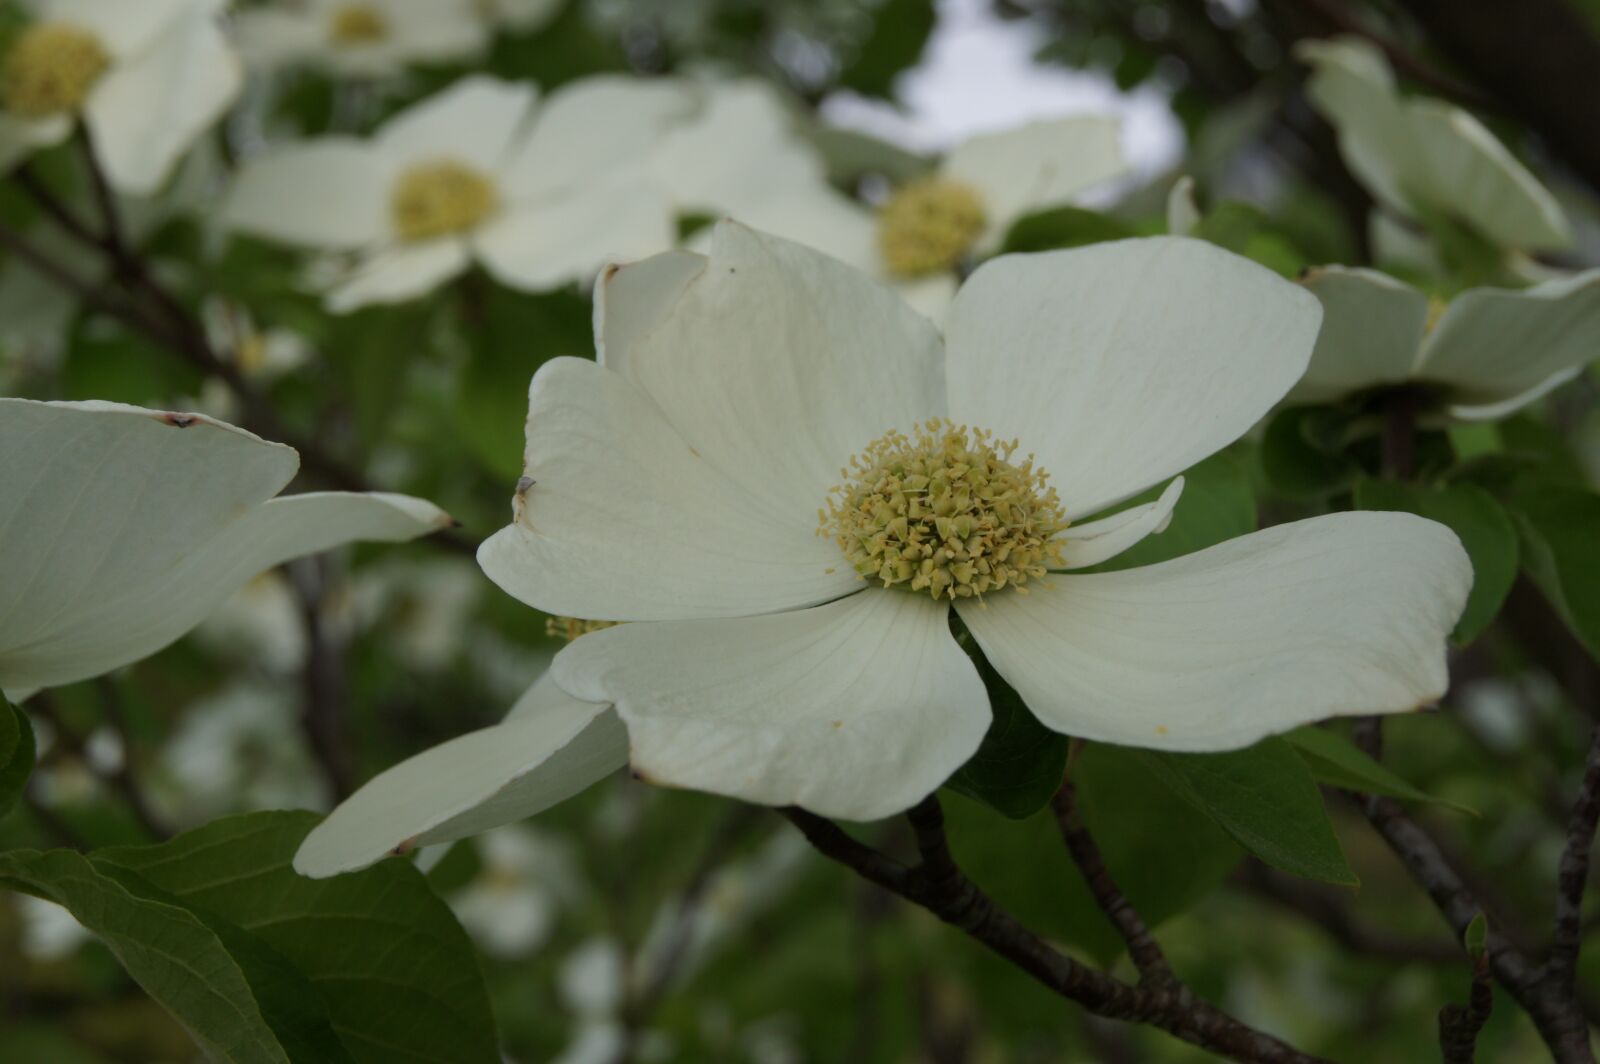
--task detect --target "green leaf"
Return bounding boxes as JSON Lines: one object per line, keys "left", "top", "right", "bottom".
{"left": 1355, "top": 479, "right": 1517, "bottom": 644}
{"left": 1085, "top": 449, "right": 1256, "bottom": 572}
{"left": 945, "top": 649, "right": 1069, "bottom": 819}
{"left": 837, "top": 0, "right": 936, "bottom": 99}
{"left": 0, "top": 848, "right": 346, "bottom": 1064}
{"left": 97, "top": 811, "right": 500, "bottom": 1064}
{"left": 1191, "top": 201, "right": 1307, "bottom": 277}
{"left": 945, "top": 745, "right": 1242, "bottom": 963}
{"left": 1286, "top": 726, "right": 1472, "bottom": 813}
{"left": 0, "top": 692, "right": 35, "bottom": 820}
{"left": 1000, "top": 205, "right": 1137, "bottom": 254}
{"left": 1509, "top": 487, "right": 1600, "bottom": 660}
{"left": 1139, "top": 738, "right": 1357, "bottom": 885}
{"left": 1464, "top": 912, "right": 1488, "bottom": 957}
{"left": 1260, "top": 405, "right": 1362, "bottom": 499}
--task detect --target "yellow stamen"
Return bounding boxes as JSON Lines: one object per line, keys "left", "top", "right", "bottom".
{"left": 329, "top": 4, "right": 389, "bottom": 45}
{"left": 1425, "top": 295, "right": 1448, "bottom": 335}
{"left": 819, "top": 418, "right": 1069, "bottom": 601}
{"left": 877, "top": 179, "right": 987, "bottom": 278}
{"left": 390, "top": 159, "right": 498, "bottom": 241}
{"left": 546, "top": 617, "right": 619, "bottom": 643}
{"left": 2, "top": 22, "right": 109, "bottom": 118}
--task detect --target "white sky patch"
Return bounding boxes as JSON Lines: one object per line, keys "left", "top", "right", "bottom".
{"left": 821, "top": 0, "right": 1183, "bottom": 181}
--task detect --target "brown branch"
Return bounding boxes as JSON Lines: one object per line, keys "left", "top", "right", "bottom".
{"left": 286, "top": 557, "right": 353, "bottom": 803}
{"left": 782, "top": 801, "right": 1328, "bottom": 1064}
{"left": 1439, "top": 950, "right": 1495, "bottom": 1063}
{"left": 1049, "top": 778, "right": 1173, "bottom": 983}
{"left": 1551, "top": 723, "right": 1600, "bottom": 987}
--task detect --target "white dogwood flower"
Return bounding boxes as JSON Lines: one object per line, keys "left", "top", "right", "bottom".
{"left": 1297, "top": 36, "right": 1570, "bottom": 252}
{"left": 456, "top": 223, "right": 1472, "bottom": 822}
{"left": 223, "top": 74, "right": 694, "bottom": 311}
{"left": 0, "top": 0, "right": 241, "bottom": 194}
{"left": 232, "top": 0, "right": 487, "bottom": 77}
{"left": 1294, "top": 265, "right": 1600, "bottom": 419}
{"left": 0, "top": 399, "right": 452, "bottom": 701}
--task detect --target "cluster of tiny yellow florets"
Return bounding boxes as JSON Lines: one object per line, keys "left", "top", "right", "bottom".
{"left": 877, "top": 178, "right": 987, "bottom": 277}
{"left": 390, "top": 159, "right": 498, "bottom": 241}
{"left": 329, "top": 4, "right": 389, "bottom": 45}
{"left": 2, "top": 21, "right": 109, "bottom": 118}
{"left": 819, "top": 419, "right": 1069, "bottom": 601}
{"left": 546, "top": 616, "right": 619, "bottom": 642}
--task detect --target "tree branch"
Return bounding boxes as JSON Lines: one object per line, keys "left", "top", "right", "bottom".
{"left": 1551, "top": 723, "right": 1600, "bottom": 987}
{"left": 1439, "top": 949, "right": 1495, "bottom": 1063}
{"left": 782, "top": 802, "right": 1328, "bottom": 1064}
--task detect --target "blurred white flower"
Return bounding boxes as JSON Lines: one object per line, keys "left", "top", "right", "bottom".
{"left": 1297, "top": 36, "right": 1570, "bottom": 252}
{"left": 232, "top": 0, "right": 487, "bottom": 77}
{"left": 1295, "top": 265, "right": 1600, "bottom": 419}
{"left": 0, "top": 399, "right": 452, "bottom": 700}
{"left": 448, "top": 826, "right": 580, "bottom": 958}
{"left": 200, "top": 297, "right": 312, "bottom": 380}
{"left": 469, "top": 223, "right": 1471, "bottom": 821}
{"left": 474, "top": 0, "right": 564, "bottom": 34}
{"left": 224, "top": 75, "right": 694, "bottom": 310}
{"left": 195, "top": 571, "right": 309, "bottom": 675}
{"left": 350, "top": 556, "right": 483, "bottom": 671}
{"left": 0, "top": 0, "right": 241, "bottom": 194}
{"left": 15, "top": 895, "right": 91, "bottom": 961}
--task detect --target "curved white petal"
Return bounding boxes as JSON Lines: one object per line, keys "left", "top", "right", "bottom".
{"left": 82, "top": 2, "right": 241, "bottom": 195}
{"left": 941, "top": 115, "right": 1126, "bottom": 249}
{"left": 294, "top": 673, "right": 626, "bottom": 878}
{"left": 378, "top": 0, "right": 489, "bottom": 63}
{"left": 223, "top": 139, "right": 389, "bottom": 250}
{"left": 325, "top": 239, "right": 470, "bottom": 312}
{"left": 1166, "top": 176, "right": 1200, "bottom": 236}
{"left": 702, "top": 185, "right": 880, "bottom": 276}
{"left": 895, "top": 273, "right": 958, "bottom": 325}
{"left": 0, "top": 113, "right": 71, "bottom": 175}
{"left": 375, "top": 75, "right": 536, "bottom": 173}
{"left": 504, "top": 76, "right": 697, "bottom": 202}
{"left": 945, "top": 236, "right": 1321, "bottom": 520}
{"left": 593, "top": 221, "right": 946, "bottom": 531}
{"left": 1448, "top": 369, "right": 1586, "bottom": 422}
{"left": 1420, "top": 268, "right": 1600, "bottom": 408}
{"left": 1409, "top": 101, "right": 1571, "bottom": 251}
{"left": 957, "top": 511, "right": 1471, "bottom": 751}
{"left": 476, "top": 357, "right": 857, "bottom": 620}
{"left": 4, "top": 490, "right": 451, "bottom": 693}
{"left": 593, "top": 249, "right": 705, "bottom": 372}
{"left": 48, "top": 0, "right": 189, "bottom": 56}
{"left": 1293, "top": 265, "right": 1430, "bottom": 403}
{"left": 1057, "top": 476, "right": 1183, "bottom": 570}
{"left": 229, "top": 9, "right": 320, "bottom": 69}
{"left": 553, "top": 590, "right": 989, "bottom": 821}
{"left": 1296, "top": 38, "right": 1417, "bottom": 215}
{"left": 474, "top": 180, "right": 674, "bottom": 292}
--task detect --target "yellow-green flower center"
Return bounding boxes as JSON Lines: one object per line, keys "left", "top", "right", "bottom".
{"left": 329, "top": 4, "right": 389, "bottom": 45}
{"left": 877, "top": 179, "right": 987, "bottom": 278}
{"left": 546, "top": 616, "right": 619, "bottom": 642}
{"left": 2, "top": 21, "right": 109, "bottom": 118}
{"left": 819, "top": 419, "right": 1069, "bottom": 601}
{"left": 390, "top": 160, "right": 498, "bottom": 241}
{"left": 1425, "top": 294, "right": 1448, "bottom": 335}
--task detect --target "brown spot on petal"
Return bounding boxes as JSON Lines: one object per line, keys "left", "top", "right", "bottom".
{"left": 515, "top": 476, "right": 535, "bottom": 495}
{"left": 602, "top": 263, "right": 622, "bottom": 283}
{"left": 390, "top": 838, "right": 417, "bottom": 857}
{"left": 1297, "top": 266, "right": 1323, "bottom": 283}
{"left": 162, "top": 413, "right": 197, "bottom": 428}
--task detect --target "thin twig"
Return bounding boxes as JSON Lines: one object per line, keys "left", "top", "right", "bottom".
{"left": 782, "top": 802, "right": 1328, "bottom": 1064}
{"left": 1439, "top": 950, "right": 1495, "bottom": 1063}
{"left": 1551, "top": 723, "right": 1600, "bottom": 987}
{"left": 286, "top": 557, "right": 353, "bottom": 803}
{"left": 1049, "top": 778, "right": 1174, "bottom": 983}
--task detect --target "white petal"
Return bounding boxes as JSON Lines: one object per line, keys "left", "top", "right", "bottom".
{"left": 553, "top": 590, "right": 989, "bottom": 821}
{"left": 1419, "top": 268, "right": 1600, "bottom": 408}
{"left": 504, "top": 76, "right": 697, "bottom": 202}
{"left": 324, "top": 239, "right": 470, "bottom": 312}
{"left": 1166, "top": 175, "right": 1199, "bottom": 236}
{"left": 695, "top": 185, "right": 884, "bottom": 279}
{"left": 5, "top": 490, "right": 451, "bottom": 693}
{"left": 223, "top": 139, "right": 389, "bottom": 250}
{"left": 1448, "top": 370, "right": 1585, "bottom": 422}
{"left": 47, "top": 0, "right": 189, "bottom": 56}
{"left": 474, "top": 180, "right": 674, "bottom": 292}
{"left": 1057, "top": 476, "right": 1183, "bottom": 569}
{"left": 1408, "top": 101, "right": 1571, "bottom": 251}
{"left": 593, "top": 249, "right": 705, "bottom": 372}
{"left": 956, "top": 511, "right": 1471, "bottom": 751}
{"left": 593, "top": 221, "right": 946, "bottom": 531}
{"left": 1296, "top": 39, "right": 1416, "bottom": 210}
{"left": 941, "top": 115, "right": 1126, "bottom": 249}
{"left": 378, "top": 0, "right": 489, "bottom": 63}
{"left": 895, "top": 273, "right": 958, "bottom": 325}
{"left": 294, "top": 673, "right": 626, "bottom": 878}
{"left": 82, "top": 2, "right": 241, "bottom": 195}
{"left": 229, "top": 9, "right": 320, "bottom": 69}
{"left": 944, "top": 237, "right": 1322, "bottom": 520}
{"left": 375, "top": 75, "right": 536, "bottom": 173}
{"left": 492, "top": 0, "right": 564, "bottom": 31}
{"left": 476, "top": 357, "right": 857, "bottom": 620}
{"left": 0, "top": 114, "right": 70, "bottom": 175}
{"left": 1293, "top": 265, "right": 1430, "bottom": 403}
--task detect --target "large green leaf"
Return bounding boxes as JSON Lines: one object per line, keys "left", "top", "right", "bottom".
{"left": 1355, "top": 479, "right": 1517, "bottom": 644}
{"left": 0, "top": 848, "right": 345, "bottom": 1064}
{"left": 946, "top": 745, "right": 1242, "bottom": 964}
{"left": 1086, "top": 449, "right": 1257, "bottom": 572}
{"left": 97, "top": 811, "right": 500, "bottom": 1064}
{"left": 1260, "top": 405, "right": 1361, "bottom": 499}
{"left": 1000, "top": 205, "right": 1137, "bottom": 254}
{"left": 1140, "top": 738, "right": 1357, "bottom": 885}
{"left": 837, "top": 0, "right": 936, "bottom": 99}
{"left": 0, "top": 692, "right": 34, "bottom": 819}
{"left": 1510, "top": 486, "right": 1600, "bottom": 660}
{"left": 1286, "top": 726, "right": 1472, "bottom": 814}
{"left": 945, "top": 651, "right": 1069, "bottom": 820}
